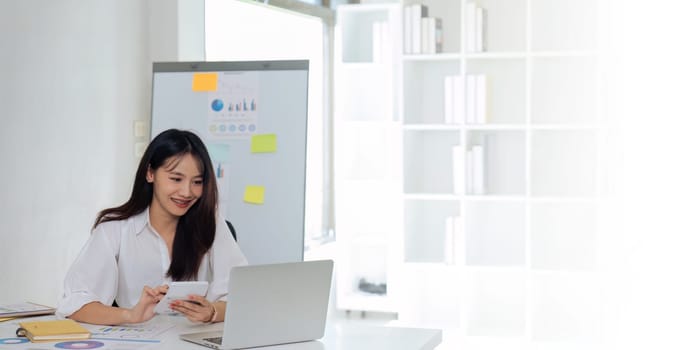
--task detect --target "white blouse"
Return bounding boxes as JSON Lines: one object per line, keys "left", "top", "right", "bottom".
{"left": 56, "top": 208, "right": 247, "bottom": 317}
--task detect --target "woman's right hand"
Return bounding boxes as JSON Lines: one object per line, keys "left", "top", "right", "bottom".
{"left": 126, "top": 284, "right": 169, "bottom": 323}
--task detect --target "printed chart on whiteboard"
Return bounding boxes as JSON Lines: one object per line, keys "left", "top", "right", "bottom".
{"left": 207, "top": 72, "right": 260, "bottom": 139}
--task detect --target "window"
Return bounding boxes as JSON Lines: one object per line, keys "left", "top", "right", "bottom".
{"left": 205, "top": 0, "right": 333, "bottom": 244}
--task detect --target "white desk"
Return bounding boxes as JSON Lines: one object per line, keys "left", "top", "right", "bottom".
{"left": 0, "top": 315, "right": 442, "bottom": 349}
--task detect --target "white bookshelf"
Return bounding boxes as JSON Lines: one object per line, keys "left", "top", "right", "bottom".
{"left": 333, "top": 4, "right": 403, "bottom": 313}
{"left": 334, "top": 0, "right": 604, "bottom": 344}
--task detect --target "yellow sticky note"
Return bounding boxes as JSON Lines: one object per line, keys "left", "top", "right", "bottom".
{"left": 251, "top": 134, "right": 277, "bottom": 153}
{"left": 192, "top": 73, "right": 218, "bottom": 91}
{"left": 244, "top": 185, "right": 265, "bottom": 204}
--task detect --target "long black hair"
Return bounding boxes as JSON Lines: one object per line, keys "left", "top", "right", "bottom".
{"left": 94, "top": 129, "right": 218, "bottom": 281}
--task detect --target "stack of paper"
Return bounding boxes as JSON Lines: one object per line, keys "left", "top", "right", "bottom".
{"left": 0, "top": 302, "right": 55, "bottom": 318}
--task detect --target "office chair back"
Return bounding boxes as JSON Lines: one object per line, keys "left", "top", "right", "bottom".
{"left": 226, "top": 220, "right": 237, "bottom": 242}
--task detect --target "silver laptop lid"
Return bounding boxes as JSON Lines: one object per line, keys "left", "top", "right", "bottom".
{"left": 221, "top": 260, "right": 333, "bottom": 349}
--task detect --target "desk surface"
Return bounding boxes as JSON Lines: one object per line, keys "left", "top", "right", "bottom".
{"left": 0, "top": 315, "right": 442, "bottom": 350}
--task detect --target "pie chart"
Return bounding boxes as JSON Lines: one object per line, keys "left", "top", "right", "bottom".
{"left": 211, "top": 99, "right": 224, "bottom": 112}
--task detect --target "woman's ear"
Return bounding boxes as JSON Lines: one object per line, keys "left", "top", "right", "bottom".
{"left": 146, "top": 165, "right": 154, "bottom": 183}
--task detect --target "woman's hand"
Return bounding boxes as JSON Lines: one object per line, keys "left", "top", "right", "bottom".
{"left": 169, "top": 294, "right": 217, "bottom": 323}
{"left": 125, "top": 284, "right": 169, "bottom": 324}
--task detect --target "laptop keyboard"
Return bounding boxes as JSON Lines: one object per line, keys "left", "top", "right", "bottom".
{"left": 204, "top": 337, "right": 223, "bottom": 345}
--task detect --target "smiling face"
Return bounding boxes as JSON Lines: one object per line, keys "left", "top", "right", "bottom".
{"left": 146, "top": 153, "right": 204, "bottom": 220}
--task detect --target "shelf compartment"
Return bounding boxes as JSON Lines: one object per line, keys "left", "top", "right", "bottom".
{"left": 463, "top": 201, "right": 526, "bottom": 266}
{"left": 531, "top": 273, "right": 602, "bottom": 342}
{"left": 474, "top": 0, "right": 527, "bottom": 52}
{"left": 403, "top": 60, "right": 461, "bottom": 124}
{"left": 336, "top": 65, "right": 394, "bottom": 122}
{"left": 464, "top": 58, "right": 526, "bottom": 125}
{"left": 463, "top": 130, "right": 526, "bottom": 195}
{"left": 530, "top": 130, "right": 597, "bottom": 197}
{"left": 335, "top": 180, "right": 400, "bottom": 237}
{"left": 531, "top": 56, "right": 598, "bottom": 125}
{"left": 403, "top": 129, "right": 461, "bottom": 194}
{"left": 398, "top": 263, "right": 465, "bottom": 329}
{"left": 530, "top": 202, "right": 597, "bottom": 270}
{"left": 403, "top": 0, "right": 463, "bottom": 54}
{"left": 530, "top": 0, "right": 598, "bottom": 52}
{"left": 404, "top": 199, "right": 460, "bottom": 263}
{"left": 337, "top": 6, "right": 391, "bottom": 63}
{"left": 335, "top": 123, "right": 399, "bottom": 180}
{"left": 463, "top": 269, "right": 526, "bottom": 336}
{"left": 336, "top": 242, "right": 395, "bottom": 312}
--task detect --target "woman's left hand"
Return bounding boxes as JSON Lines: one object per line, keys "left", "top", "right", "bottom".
{"left": 169, "top": 295, "right": 216, "bottom": 323}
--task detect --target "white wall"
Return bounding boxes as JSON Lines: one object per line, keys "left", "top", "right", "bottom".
{"left": 148, "top": 0, "right": 205, "bottom": 62}
{"left": 0, "top": 0, "right": 203, "bottom": 306}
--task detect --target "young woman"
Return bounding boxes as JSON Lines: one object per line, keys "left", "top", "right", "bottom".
{"left": 57, "top": 129, "right": 247, "bottom": 325}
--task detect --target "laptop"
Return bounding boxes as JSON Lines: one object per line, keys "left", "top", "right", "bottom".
{"left": 180, "top": 260, "right": 333, "bottom": 349}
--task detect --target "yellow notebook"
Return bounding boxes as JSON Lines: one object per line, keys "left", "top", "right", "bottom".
{"left": 17, "top": 319, "right": 90, "bottom": 343}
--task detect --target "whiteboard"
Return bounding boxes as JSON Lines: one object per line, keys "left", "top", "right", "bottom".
{"left": 151, "top": 61, "right": 309, "bottom": 265}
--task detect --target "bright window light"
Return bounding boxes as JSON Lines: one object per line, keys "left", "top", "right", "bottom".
{"left": 205, "top": 0, "right": 329, "bottom": 243}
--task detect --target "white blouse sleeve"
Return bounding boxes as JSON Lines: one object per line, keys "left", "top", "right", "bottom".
{"left": 206, "top": 215, "right": 248, "bottom": 302}
{"left": 56, "top": 224, "right": 119, "bottom": 318}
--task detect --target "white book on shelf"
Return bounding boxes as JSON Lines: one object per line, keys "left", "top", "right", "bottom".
{"left": 372, "top": 21, "right": 382, "bottom": 63}
{"left": 465, "top": 149, "right": 474, "bottom": 194}
{"left": 435, "top": 17, "right": 443, "bottom": 54}
{"left": 476, "top": 74, "right": 487, "bottom": 124}
{"left": 404, "top": 6, "right": 412, "bottom": 54}
{"left": 475, "top": 7, "right": 485, "bottom": 52}
{"left": 444, "top": 76, "right": 454, "bottom": 124}
{"left": 472, "top": 144, "right": 485, "bottom": 195}
{"left": 453, "top": 216, "right": 466, "bottom": 265}
{"left": 421, "top": 17, "right": 429, "bottom": 54}
{"left": 465, "top": 74, "right": 477, "bottom": 124}
{"left": 453, "top": 75, "right": 465, "bottom": 124}
{"left": 411, "top": 4, "right": 428, "bottom": 54}
{"left": 428, "top": 17, "right": 436, "bottom": 54}
{"left": 482, "top": 135, "right": 490, "bottom": 193}
{"left": 465, "top": 3, "right": 477, "bottom": 53}
{"left": 452, "top": 145, "right": 465, "bottom": 195}
{"left": 424, "top": 17, "right": 439, "bottom": 54}
{"left": 382, "top": 22, "right": 391, "bottom": 63}
{"left": 444, "top": 216, "right": 455, "bottom": 265}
